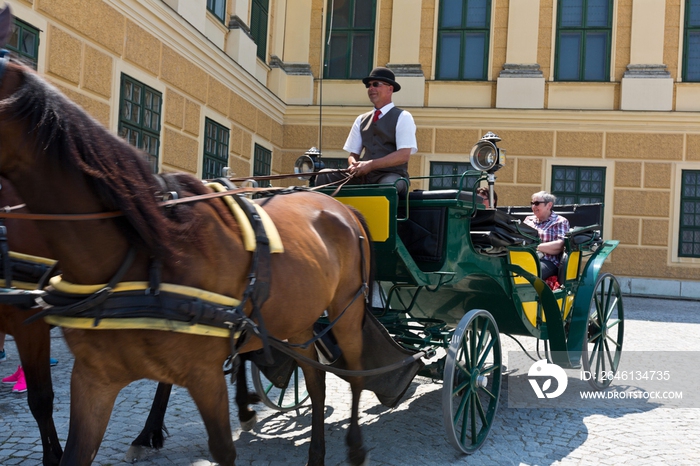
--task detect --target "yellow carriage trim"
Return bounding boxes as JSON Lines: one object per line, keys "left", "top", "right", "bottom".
{"left": 44, "top": 316, "right": 232, "bottom": 338}
{"left": 335, "top": 196, "right": 390, "bottom": 242}
{"left": 49, "top": 277, "right": 241, "bottom": 307}
{"left": 563, "top": 294, "right": 574, "bottom": 320}
{"left": 508, "top": 250, "right": 539, "bottom": 285}
{"left": 521, "top": 296, "right": 572, "bottom": 327}
{"left": 206, "top": 183, "right": 283, "bottom": 253}
{"left": 565, "top": 251, "right": 581, "bottom": 281}
{"left": 521, "top": 301, "right": 539, "bottom": 327}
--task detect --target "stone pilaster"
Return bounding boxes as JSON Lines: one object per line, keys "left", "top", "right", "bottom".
{"left": 495, "top": 0, "right": 544, "bottom": 109}
{"left": 620, "top": 0, "right": 672, "bottom": 111}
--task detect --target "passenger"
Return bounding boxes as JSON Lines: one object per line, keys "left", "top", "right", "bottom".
{"left": 524, "top": 191, "right": 570, "bottom": 279}
{"left": 476, "top": 187, "right": 498, "bottom": 208}
{"left": 315, "top": 67, "right": 417, "bottom": 195}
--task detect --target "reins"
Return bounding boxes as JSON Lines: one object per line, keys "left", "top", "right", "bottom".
{"left": 0, "top": 170, "right": 353, "bottom": 221}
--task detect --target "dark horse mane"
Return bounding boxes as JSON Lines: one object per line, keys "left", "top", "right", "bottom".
{"left": 0, "top": 62, "right": 220, "bottom": 263}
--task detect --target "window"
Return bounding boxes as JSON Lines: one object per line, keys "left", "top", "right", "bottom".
{"left": 429, "top": 162, "right": 480, "bottom": 191}
{"left": 207, "top": 0, "right": 226, "bottom": 23}
{"left": 551, "top": 165, "right": 605, "bottom": 205}
{"left": 679, "top": 170, "right": 700, "bottom": 257}
{"left": 253, "top": 144, "right": 272, "bottom": 187}
{"left": 251, "top": 0, "right": 269, "bottom": 61}
{"left": 118, "top": 75, "right": 162, "bottom": 173}
{"left": 684, "top": 0, "right": 700, "bottom": 81}
{"left": 5, "top": 18, "right": 40, "bottom": 70}
{"left": 203, "top": 118, "right": 230, "bottom": 179}
{"left": 324, "top": 0, "right": 375, "bottom": 79}
{"left": 554, "top": 0, "right": 612, "bottom": 81}
{"left": 436, "top": 0, "right": 491, "bottom": 80}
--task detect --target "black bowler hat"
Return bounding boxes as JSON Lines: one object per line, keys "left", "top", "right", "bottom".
{"left": 362, "top": 67, "right": 401, "bottom": 92}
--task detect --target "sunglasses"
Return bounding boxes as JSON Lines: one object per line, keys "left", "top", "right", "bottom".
{"left": 365, "top": 81, "right": 389, "bottom": 88}
{"left": 531, "top": 201, "right": 547, "bottom": 206}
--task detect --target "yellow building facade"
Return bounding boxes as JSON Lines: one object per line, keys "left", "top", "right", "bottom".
{"left": 6, "top": 0, "right": 700, "bottom": 297}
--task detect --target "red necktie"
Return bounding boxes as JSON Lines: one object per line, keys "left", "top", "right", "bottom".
{"left": 372, "top": 109, "right": 381, "bottom": 123}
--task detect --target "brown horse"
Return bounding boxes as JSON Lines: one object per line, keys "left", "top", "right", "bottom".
{"left": 0, "top": 7, "right": 370, "bottom": 466}
{"left": 0, "top": 179, "right": 63, "bottom": 466}
{"left": 0, "top": 177, "right": 263, "bottom": 465}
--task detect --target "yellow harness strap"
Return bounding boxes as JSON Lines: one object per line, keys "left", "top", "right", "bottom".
{"left": 49, "top": 276, "right": 241, "bottom": 306}
{"left": 43, "top": 315, "right": 231, "bottom": 337}
{"left": 206, "top": 183, "right": 283, "bottom": 253}
{"left": 45, "top": 276, "right": 241, "bottom": 337}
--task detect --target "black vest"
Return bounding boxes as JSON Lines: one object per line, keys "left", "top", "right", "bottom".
{"left": 359, "top": 106, "right": 408, "bottom": 178}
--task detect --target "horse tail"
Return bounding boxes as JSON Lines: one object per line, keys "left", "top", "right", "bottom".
{"left": 342, "top": 205, "right": 375, "bottom": 316}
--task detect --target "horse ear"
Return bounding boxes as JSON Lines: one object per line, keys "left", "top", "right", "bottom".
{"left": 0, "top": 4, "right": 12, "bottom": 49}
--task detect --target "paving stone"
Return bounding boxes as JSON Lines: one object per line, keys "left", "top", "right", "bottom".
{"left": 2, "top": 298, "right": 700, "bottom": 464}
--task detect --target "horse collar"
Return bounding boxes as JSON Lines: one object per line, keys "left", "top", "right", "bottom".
{"left": 0, "top": 50, "right": 9, "bottom": 85}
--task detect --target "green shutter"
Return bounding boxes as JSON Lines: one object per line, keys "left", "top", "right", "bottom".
{"left": 679, "top": 170, "right": 700, "bottom": 257}
{"left": 118, "top": 74, "right": 162, "bottom": 173}
{"left": 203, "top": 118, "right": 230, "bottom": 179}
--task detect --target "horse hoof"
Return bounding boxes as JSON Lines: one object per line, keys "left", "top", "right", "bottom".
{"left": 240, "top": 412, "right": 258, "bottom": 432}
{"left": 125, "top": 445, "right": 152, "bottom": 463}
{"left": 357, "top": 452, "right": 370, "bottom": 466}
{"left": 349, "top": 450, "right": 369, "bottom": 466}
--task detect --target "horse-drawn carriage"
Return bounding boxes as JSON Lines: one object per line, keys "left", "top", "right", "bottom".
{"left": 278, "top": 133, "right": 623, "bottom": 453}
{"left": 0, "top": 5, "right": 623, "bottom": 464}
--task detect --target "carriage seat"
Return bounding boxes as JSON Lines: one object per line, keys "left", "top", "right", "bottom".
{"left": 497, "top": 203, "right": 603, "bottom": 229}
{"left": 407, "top": 189, "right": 482, "bottom": 204}
{"left": 469, "top": 209, "right": 539, "bottom": 255}
{"left": 557, "top": 225, "right": 603, "bottom": 284}
{"left": 397, "top": 190, "right": 482, "bottom": 266}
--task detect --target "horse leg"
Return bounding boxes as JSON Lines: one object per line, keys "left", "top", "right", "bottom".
{"left": 292, "top": 340, "right": 327, "bottom": 466}
{"left": 332, "top": 330, "right": 367, "bottom": 466}
{"left": 14, "top": 319, "right": 63, "bottom": 466}
{"left": 187, "top": 370, "right": 237, "bottom": 466}
{"left": 59, "top": 360, "right": 123, "bottom": 466}
{"left": 125, "top": 382, "right": 172, "bottom": 461}
{"left": 235, "top": 357, "right": 260, "bottom": 431}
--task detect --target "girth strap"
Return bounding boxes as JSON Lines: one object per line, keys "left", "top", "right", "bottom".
{"left": 228, "top": 192, "right": 274, "bottom": 365}
{"left": 28, "top": 248, "right": 137, "bottom": 325}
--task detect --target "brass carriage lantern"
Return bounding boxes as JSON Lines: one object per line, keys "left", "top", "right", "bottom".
{"left": 294, "top": 147, "right": 325, "bottom": 186}
{"left": 470, "top": 132, "right": 506, "bottom": 209}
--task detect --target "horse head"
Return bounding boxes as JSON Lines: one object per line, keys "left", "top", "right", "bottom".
{"left": 0, "top": 5, "right": 11, "bottom": 48}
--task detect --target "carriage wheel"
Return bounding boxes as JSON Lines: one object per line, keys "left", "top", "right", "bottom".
{"left": 581, "top": 273, "right": 624, "bottom": 390}
{"left": 442, "top": 309, "right": 502, "bottom": 454}
{"left": 251, "top": 363, "right": 310, "bottom": 411}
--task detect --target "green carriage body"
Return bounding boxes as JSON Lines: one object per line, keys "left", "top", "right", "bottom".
{"left": 324, "top": 181, "right": 618, "bottom": 366}
{"left": 319, "top": 176, "right": 623, "bottom": 453}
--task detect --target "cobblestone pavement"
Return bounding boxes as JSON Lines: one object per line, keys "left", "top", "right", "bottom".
{"left": 1, "top": 296, "right": 700, "bottom": 465}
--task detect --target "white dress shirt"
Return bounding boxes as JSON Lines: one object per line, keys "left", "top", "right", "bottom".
{"left": 343, "top": 102, "right": 418, "bottom": 156}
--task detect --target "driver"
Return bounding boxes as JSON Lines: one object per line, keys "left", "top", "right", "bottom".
{"left": 315, "top": 67, "right": 417, "bottom": 195}
{"left": 524, "top": 191, "right": 570, "bottom": 279}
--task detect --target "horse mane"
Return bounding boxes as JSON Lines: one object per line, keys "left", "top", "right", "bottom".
{"left": 0, "top": 63, "right": 213, "bottom": 263}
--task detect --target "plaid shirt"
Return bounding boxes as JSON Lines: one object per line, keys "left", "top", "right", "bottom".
{"left": 524, "top": 212, "right": 570, "bottom": 266}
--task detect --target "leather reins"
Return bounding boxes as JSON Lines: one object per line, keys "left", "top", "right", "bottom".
{"left": 0, "top": 170, "right": 352, "bottom": 222}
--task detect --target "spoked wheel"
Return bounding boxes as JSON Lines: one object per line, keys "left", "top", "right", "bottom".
{"left": 442, "top": 309, "right": 502, "bottom": 454}
{"left": 581, "top": 273, "right": 624, "bottom": 390}
{"left": 251, "top": 363, "right": 310, "bottom": 411}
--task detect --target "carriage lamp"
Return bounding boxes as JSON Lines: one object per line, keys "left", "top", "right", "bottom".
{"left": 470, "top": 132, "right": 506, "bottom": 209}
{"left": 294, "top": 147, "right": 325, "bottom": 185}
{"left": 469, "top": 132, "right": 506, "bottom": 174}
